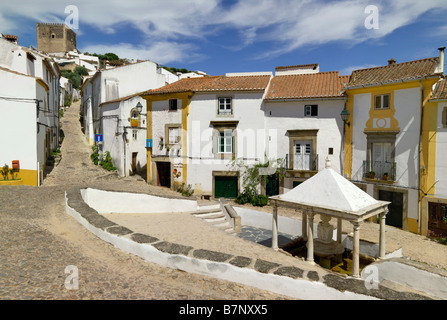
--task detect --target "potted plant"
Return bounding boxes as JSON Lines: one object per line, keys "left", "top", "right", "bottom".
{"left": 368, "top": 171, "right": 376, "bottom": 179}
{"left": 382, "top": 172, "right": 389, "bottom": 180}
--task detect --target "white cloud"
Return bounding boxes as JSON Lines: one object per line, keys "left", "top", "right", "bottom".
{"left": 1, "top": 0, "right": 447, "bottom": 64}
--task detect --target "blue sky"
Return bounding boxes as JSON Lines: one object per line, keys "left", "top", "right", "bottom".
{"left": 1, "top": 0, "right": 447, "bottom": 76}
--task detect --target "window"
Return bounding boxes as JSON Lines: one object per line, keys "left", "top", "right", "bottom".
{"left": 375, "top": 94, "right": 390, "bottom": 109}
{"left": 132, "top": 130, "right": 138, "bottom": 140}
{"left": 168, "top": 127, "right": 180, "bottom": 144}
{"left": 304, "top": 105, "right": 318, "bottom": 117}
{"left": 218, "top": 130, "right": 233, "bottom": 154}
{"left": 365, "top": 132, "right": 397, "bottom": 180}
{"left": 218, "top": 97, "right": 232, "bottom": 115}
{"left": 294, "top": 141, "right": 312, "bottom": 170}
{"left": 130, "top": 110, "right": 139, "bottom": 127}
{"left": 169, "top": 99, "right": 178, "bottom": 111}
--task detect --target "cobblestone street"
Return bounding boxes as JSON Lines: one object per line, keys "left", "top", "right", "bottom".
{"left": 0, "top": 101, "right": 290, "bottom": 300}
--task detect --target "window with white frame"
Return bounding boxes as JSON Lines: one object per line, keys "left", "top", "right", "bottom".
{"left": 218, "top": 97, "right": 232, "bottom": 115}
{"left": 374, "top": 94, "right": 390, "bottom": 110}
{"left": 304, "top": 105, "right": 318, "bottom": 117}
{"left": 168, "top": 127, "right": 180, "bottom": 144}
{"left": 218, "top": 130, "right": 233, "bottom": 154}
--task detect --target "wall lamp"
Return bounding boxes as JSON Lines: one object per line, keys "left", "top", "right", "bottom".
{"left": 136, "top": 102, "right": 146, "bottom": 116}
{"left": 340, "top": 109, "right": 350, "bottom": 126}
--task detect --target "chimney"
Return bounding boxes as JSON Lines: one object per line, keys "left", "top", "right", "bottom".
{"left": 438, "top": 46, "right": 445, "bottom": 74}
{"left": 388, "top": 58, "right": 396, "bottom": 65}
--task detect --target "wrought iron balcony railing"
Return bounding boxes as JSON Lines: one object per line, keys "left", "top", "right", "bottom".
{"left": 285, "top": 154, "right": 319, "bottom": 171}
{"left": 363, "top": 160, "right": 396, "bottom": 181}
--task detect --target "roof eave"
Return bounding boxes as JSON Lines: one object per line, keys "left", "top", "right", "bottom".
{"left": 345, "top": 74, "right": 443, "bottom": 90}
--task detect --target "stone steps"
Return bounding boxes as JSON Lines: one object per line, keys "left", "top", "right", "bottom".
{"left": 194, "top": 209, "right": 236, "bottom": 235}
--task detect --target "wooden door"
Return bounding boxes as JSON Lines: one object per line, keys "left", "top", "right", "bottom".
{"left": 428, "top": 202, "right": 447, "bottom": 237}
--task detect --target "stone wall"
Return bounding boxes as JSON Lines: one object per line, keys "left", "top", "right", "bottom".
{"left": 36, "top": 23, "right": 77, "bottom": 53}
{"left": 64, "top": 186, "right": 435, "bottom": 300}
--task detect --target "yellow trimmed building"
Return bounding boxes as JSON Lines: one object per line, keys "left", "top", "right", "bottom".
{"left": 342, "top": 52, "right": 445, "bottom": 236}
{"left": 141, "top": 74, "right": 272, "bottom": 197}
{"left": 0, "top": 37, "right": 61, "bottom": 186}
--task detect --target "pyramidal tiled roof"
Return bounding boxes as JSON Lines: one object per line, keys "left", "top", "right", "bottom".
{"left": 346, "top": 57, "right": 440, "bottom": 88}
{"left": 276, "top": 167, "right": 379, "bottom": 213}
{"left": 265, "top": 72, "right": 349, "bottom": 100}
{"left": 432, "top": 78, "right": 447, "bottom": 100}
{"left": 142, "top": 75, "right": 271, "bottom": 96}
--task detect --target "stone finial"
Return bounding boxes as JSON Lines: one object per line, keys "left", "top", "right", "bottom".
{"left": 325, "top": 156, "right": 331, "bottom": 168}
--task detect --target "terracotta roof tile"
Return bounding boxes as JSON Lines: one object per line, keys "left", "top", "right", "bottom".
{"left": 142, "top": 75, "right": 271, "bottom": 96}
{"left": 265, "top": 72, "right": 349, "bottom": 100}
{"left": 432, "top": 79, "right": 447, "bottom": 100}
{"left": 346, "top": 57, "right": 440, "bottom": 88}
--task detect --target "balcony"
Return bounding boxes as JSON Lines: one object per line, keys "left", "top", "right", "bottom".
{"left": 362, "top": 161, "right": 396, "bottom": 182}
{"left": 130, "top": 119, "right": 139, "bottom": 127}
{"left": 285, "top": 154, "right": 319, "bottom": 172}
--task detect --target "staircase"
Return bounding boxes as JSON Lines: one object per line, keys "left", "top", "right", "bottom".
{"left": 193, "top": 206, "right": 237, "bottom": 235}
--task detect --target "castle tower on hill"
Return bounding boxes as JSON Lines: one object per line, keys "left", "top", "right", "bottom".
{"left": 36, "top": 23, "right": 77, "bottom": 53}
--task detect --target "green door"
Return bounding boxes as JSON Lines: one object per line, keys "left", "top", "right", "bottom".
{"left": 379, "top": 190, "right": 403, "bottom": 229}
{"left": 266, "top": 175, "right": 279, "bottom": 196}
{"left": 215, "top": 176, "right": 238, "bottom": 198}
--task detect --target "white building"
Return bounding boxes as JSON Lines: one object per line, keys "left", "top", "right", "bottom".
{"left": 81, "top": 60, "right": 178, "bottom": 177}
{"left": 427, "top": 77, "right": 447, "bottom": 238}
{"left": 50, "top": 50, "right": 100, "bottom": 73}
{"left": 142, "top": 68, "right": 350, "bottom": 198}
{"left": 264, "top": 65, "right": 349, "bottom": 194}
{"left": 0, "top": 37, "right": 61, "bottom": 186}
{"left": 59, "top": 76, "right": 73, "bottom": 107}
{"left": 142, "top": 73, "right": 273, "bottom": 197}
{"left": 343, "top": 55, "right": 444, "bottom": 235}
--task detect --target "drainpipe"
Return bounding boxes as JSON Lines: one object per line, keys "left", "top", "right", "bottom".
{"left": 418, "top": 79, "right": 424, "bottom": 234}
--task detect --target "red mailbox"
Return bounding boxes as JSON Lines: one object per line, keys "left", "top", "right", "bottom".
{"left": 12, "top": 160, "right": 19, "bottom": 170}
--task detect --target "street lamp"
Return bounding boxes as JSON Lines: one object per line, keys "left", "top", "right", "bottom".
{"left": 340, "top": 108, "right": 350, "bottom": 126}
{"left": 136, "top": 102, "right": 143, "bottom": 114}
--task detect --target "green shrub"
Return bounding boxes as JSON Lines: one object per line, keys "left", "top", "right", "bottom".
{"left": 1, "top": 164, "right": 9, "bottom": 180}
{"left": 236, "top": 193, "right": 251, "bottom": 205}
{"left": 250, "top": 195, "right": 269, "bottom": 207}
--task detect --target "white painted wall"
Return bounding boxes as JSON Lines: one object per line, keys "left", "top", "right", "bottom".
{"left": 0, "top": 38, "right": 61, "bottom": 184}
{"left": 80, "top": 188, "right": 198, "bottom": 213}
{"left": 264, "top": 99, "right": 345, "bottom": 191}
{"left": 100, "top": 96, "right": 147, "bottom": 177}
{"left": 0, "top": 70, "right": 38, "bottom": 171}
{"left": 351, "top": 88, "right": 421, "bottom": 189}
{"left": 186, "top": 91, "right": 267, "bottom": 193}
{"left": 393, "top": 88, "right": 421, "bottom": 189}
{"left": 351, "top": 93, "right": 370, "bottom": 181}
{"left": 436, "top": 101, "right": 447, "bottom": 197}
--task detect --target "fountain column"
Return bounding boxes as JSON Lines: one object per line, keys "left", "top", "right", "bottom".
{"left": 379, "top": 208, "right": 388, "bottom": 259}
{"left": 351, "top": 221, "right": 362, "bottom": 278}
{"left": 272, "top": 200, "right": 278, "bottom": 251}
{"left": 306, "top": 210, "right": 315, "bottom": 264}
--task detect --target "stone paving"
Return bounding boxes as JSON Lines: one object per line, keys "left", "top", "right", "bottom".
{"left": 0, "top": 101, "right": 291, "bottom": 300}
{"left": 1, "top": 100, "right": 446, "bottom": 301}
